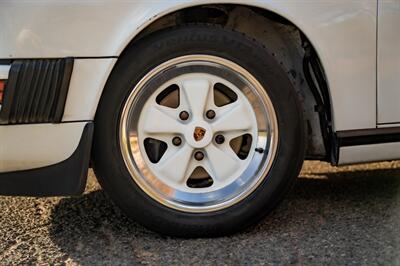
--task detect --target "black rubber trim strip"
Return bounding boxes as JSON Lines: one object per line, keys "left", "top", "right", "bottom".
{"left": 0, "top": 56, "right": 117, "bottom": 62}
{"left": 54, "top": 58, "right": 74, "bottom": 121}
{"left": 73, "top": 56, "right": 118, "bottom": 59}
{"left": 336, "top": 127, "right": 400, "bottom": 147}
{"left": 0, "top": 58, "right": 74, "bottom": 124}
{"left": 330, "top": 127, "right": 400, "bottom": 165}
{"left": 0, "top": 119, "right": 92, "bottom": 126}
{"left": 0, "top": 122, "right": 93, "bottom": 196}
{"left": 0, "top": 59, "right": 12, "bottom": 65}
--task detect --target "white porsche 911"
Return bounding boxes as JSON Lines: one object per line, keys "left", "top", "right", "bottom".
{"left": 0, "top": 1, "right": 399, "bottom": 237}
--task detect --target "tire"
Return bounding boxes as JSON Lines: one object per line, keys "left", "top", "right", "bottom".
{"left": 93, "top": 25, "right": 305, "bottom": 237}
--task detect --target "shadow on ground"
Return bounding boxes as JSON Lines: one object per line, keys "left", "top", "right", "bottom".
{"left": 48, "top": 166, "right": 400, "bottom": 265}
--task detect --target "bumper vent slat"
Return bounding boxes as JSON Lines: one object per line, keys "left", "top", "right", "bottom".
{"left": 0, "top": 58, "right": 74, "bottom": 124}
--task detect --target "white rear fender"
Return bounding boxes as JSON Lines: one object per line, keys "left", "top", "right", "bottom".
{"left": 0, "top": 1, "right": 377, "bottom": 132}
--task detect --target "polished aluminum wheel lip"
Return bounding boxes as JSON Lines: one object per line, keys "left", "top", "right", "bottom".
{"left": 119, "top": 55, "right": 278, "bottom": 213}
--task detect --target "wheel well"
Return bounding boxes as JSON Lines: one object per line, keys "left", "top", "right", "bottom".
{"left": 117, "top": 4, "right": 332, "bottom": 160}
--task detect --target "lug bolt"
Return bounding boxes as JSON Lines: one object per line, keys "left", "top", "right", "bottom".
{"left": 172, "top": 136, "right": 182, "bottom": 146}
{"left": 206, "top": 109, "right": 216, "bottom": 119}
{"left": 194, "top": 151, "right": 204, "bottom": 161}
{"left": 179, "top": 111, "right": 189, "bottom": 121}
{"left": 215, "top": 134, "right": 225, "bottom": 144}
{"left": 255, "top": 147, "right": 264, "bottom": 153}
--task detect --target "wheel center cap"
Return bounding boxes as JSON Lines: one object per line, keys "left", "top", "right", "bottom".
{"left": 193, "top": 126, "right": 206, "bottom": 142}
{"left": 185, "top": 121, "right": 213, "bottom": 148}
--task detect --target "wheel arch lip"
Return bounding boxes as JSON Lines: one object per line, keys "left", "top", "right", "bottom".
{"left": 112, "top": 1, "right": 376, "bottom": 132}
{"left": 111, "top": 2, "right": 334, "bottom": 129}
{"left": 117, "top": 2, "right": 323, "bottom": 59}
{"left": 102, "top": 2, "right": 334, "bottom": 160}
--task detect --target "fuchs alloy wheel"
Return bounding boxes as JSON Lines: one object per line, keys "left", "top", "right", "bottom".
{"left": 93, "top": 25, "right": 305, "bottom": 237}
{"left": 120, "top": 55, "right": 278, "bottom": 212}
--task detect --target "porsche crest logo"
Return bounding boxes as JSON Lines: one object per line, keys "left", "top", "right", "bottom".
{"left": 193, "top": 126, "right": 206, "bottom": 142}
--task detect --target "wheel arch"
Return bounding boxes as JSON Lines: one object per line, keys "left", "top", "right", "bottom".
{"left": 100, "top": 4, "right": 333, "bottom": 160}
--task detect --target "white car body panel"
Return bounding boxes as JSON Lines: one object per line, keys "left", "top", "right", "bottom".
{"left": 339, "top": 142, "right": 400, "bottom": 165}
{"left": 377, "top": 0, "right": 400, "bottom": 124}
{"left": 62, "top": 58, "right": 117, "bottom": 122}
{"left": 0, "top": 0, "right": 378, "bottom": 131}
{"left": 0, "top": 122, "right": 86, "bottom": 172}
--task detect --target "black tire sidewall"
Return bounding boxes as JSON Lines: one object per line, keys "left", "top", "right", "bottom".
{"left": 93, "top": 25, "right": 305, "bottom": 237}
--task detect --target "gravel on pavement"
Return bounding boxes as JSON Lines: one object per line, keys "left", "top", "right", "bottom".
{"left": 0, "top": 161, "right": 399, "bottom": 265}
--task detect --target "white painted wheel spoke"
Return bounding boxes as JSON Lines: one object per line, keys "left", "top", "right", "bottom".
{"left": 143, "top": 105, "right": 184, "bottom": 134}
{"left": 156, "top": 144, "right": 193, "bottom": 184}
{"left": 212, "top": 101, "right": 254, "bottom": 133}
{"left": 180, "top": 79, "right": 211, "bottom": 119}
{"left": 205, "top": 143, "right": 241, "bottom": 181}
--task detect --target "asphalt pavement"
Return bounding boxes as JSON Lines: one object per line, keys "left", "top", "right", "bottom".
{"left": 0, "top": 161, "right": 399, "bottom": 265}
